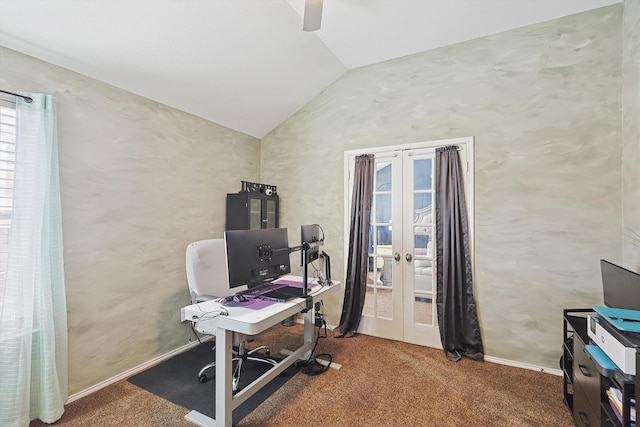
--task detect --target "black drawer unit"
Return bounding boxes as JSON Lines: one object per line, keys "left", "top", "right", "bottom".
{"left": 564, "top": 309, "right": 596, "bottom": 418}
{"left": 573, "top": 380, "right": 600, "bottom": 427}
{"left": 574, "top": 337, "right": 601, "bottom": 412}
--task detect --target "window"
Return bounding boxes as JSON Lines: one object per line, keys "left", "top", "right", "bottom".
{"left": 0, "top": 103, "right": 16, "bottom": 298}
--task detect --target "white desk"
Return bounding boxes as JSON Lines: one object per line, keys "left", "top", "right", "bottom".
{"left": 180, "top": 275, "right": 340, "bottom": 427}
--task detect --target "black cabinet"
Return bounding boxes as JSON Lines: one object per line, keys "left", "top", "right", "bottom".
{"left": 226, "top": 192, "right": 279, "bottom": 230}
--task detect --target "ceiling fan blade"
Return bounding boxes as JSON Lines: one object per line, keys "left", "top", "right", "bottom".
{"left": 303, "top": 0, "right": 323, "bottom": 31}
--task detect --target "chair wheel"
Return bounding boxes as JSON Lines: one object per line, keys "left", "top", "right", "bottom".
{"left": 198, "top": 375, "right": 208, "bottom": 383}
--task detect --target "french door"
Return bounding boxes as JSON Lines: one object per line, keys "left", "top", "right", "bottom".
{"left": 345, "top": 138, "right": 472, "bottom": 348}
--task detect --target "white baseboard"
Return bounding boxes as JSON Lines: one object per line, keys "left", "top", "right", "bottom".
{"left": 484, "top": 355, "right": 562, "bottom": 376}
{"left": 66, "top": 337, "right": 213, "bottom": 404}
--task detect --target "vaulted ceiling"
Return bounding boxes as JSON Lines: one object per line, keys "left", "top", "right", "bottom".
{"left": 0, "top": 0, "right": 620, "bottom": 138}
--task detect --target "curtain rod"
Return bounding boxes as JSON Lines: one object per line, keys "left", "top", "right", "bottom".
{"left": 0, "top": 89, "right": 33, "bottom": 104}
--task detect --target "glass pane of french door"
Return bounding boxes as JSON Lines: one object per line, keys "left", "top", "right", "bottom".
{"left": 412, "top": 159, "right": 434, "bottom": 326}
{"left": 403, "top": 150, "right": 440, "bottom": 348}
{"left": 359, "top": 155, "right": 403, "bottom": 341}
{"left": 364, "top": 161, "right": 393, "bottom": 318}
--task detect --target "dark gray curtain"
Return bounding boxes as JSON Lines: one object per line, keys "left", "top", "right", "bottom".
{"left": 435, "top": 146, "right": 484, "bottom": 362}
{"left": 337, "top": 154, "right": 374, "bottom": 337}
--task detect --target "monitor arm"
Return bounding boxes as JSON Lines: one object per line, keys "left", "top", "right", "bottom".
{"left": 267, "top": 241, "right": 323, "bottom": 298}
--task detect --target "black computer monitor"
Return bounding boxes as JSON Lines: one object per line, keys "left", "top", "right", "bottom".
{"left": 300, "top": 224, "right": 323, "bottom": 266}
{"left": 600, "top": 259, "right": 640, "bottom": 310}
{"left": 225, "top": 228, "right": 291, "bottom": 290}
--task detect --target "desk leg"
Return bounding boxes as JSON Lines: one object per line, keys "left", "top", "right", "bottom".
{"left": 303, "top": 306, "right": 315, "bottom": 359}
{"left": 216, "top": 327, "right": 233, "bottom": 427}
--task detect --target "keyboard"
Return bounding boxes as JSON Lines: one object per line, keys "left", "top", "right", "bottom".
{"left": 241, "top": 282, "right": 276, "bottom": 297}
{"left": 259, "top": 285, "right": 307, "bottom": 302}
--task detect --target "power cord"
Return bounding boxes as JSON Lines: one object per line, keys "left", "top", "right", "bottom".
{"left": 190, "top": 307, "right": 229, "bottom": 344}
{"left": 295, "top": 301, "right": 332, "bottom": 376}
{"left": 190, "top": 322, "right": 203, "bottom": 344}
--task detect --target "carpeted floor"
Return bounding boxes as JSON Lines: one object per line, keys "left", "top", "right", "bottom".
{"left": 31, "top": 324, "right": 574, "bottom": 427}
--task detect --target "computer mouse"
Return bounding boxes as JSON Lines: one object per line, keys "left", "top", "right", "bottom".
{"left": 222, "top": 294, "right": 251, "bottom": 306}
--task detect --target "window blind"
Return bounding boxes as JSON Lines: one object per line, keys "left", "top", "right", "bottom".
{"left": 0, "top": 104, "right": 16, "bottom": 296}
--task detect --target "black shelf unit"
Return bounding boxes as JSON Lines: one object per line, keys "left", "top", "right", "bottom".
{"left": 597, "top": 351, "right": 636, "bottom": 427}
{"left": 598, "top": 373, "right": 635, "bottom": 426}
{"left": 226, "top": 192, "right": 279, "bottom": 231}
{"left": 563, "top": 309, "right": 637, "bottom": 427}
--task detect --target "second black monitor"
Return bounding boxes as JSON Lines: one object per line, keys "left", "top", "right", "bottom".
{"left": 301, "top": 224, "right": 323, "bottom": 266}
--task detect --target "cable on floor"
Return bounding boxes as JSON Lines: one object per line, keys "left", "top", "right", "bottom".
{"left": 295, "top": 302, "right": 332, "bottom": 376}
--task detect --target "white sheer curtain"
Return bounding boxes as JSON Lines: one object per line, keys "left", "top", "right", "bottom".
{"left": 0, "top": 93, "right": 67, "bottom": 426}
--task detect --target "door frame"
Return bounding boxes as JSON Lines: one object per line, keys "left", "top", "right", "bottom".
{"left": 343, "top": 136, "right": 475, "bottom": 342}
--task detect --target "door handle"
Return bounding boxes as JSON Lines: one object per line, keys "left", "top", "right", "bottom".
{"left": 578, "top": 364, "right": 591, "bottom": 377}
{"left": 394, "top": 252, "right": 401, "bottom": 261}
{"left": 578, "top": 411, "right": 591, "bottom": 427}
{"left": 405, "top": 253, "right": 412, "bottom": 262}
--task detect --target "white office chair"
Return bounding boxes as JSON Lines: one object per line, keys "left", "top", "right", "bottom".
{"left": 185, "top": 239, "right": 277, "bottom": 392}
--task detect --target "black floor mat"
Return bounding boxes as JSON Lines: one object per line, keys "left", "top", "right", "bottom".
{"left": 127, "top": 342, "right": 298, "bottom": 424}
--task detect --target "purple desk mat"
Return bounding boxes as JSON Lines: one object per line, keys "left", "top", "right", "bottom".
{"left": 239, "top": 298, "right": 274, "bottom": 310}
{"left": 230, "top": 279, "right": 318, "bottom": 310}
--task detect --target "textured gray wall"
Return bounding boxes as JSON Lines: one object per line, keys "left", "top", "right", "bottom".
{"left": 623, "top": 0, "right": 640, "bottom": 272}
{"left": 0, "top": 46, "right": 260, "bottom": 394}
{"left": 262, "top": 5, "right": 622, "bottom": 369}
{"left": 0, "top": 3, "right": 629, "bottom": 396}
